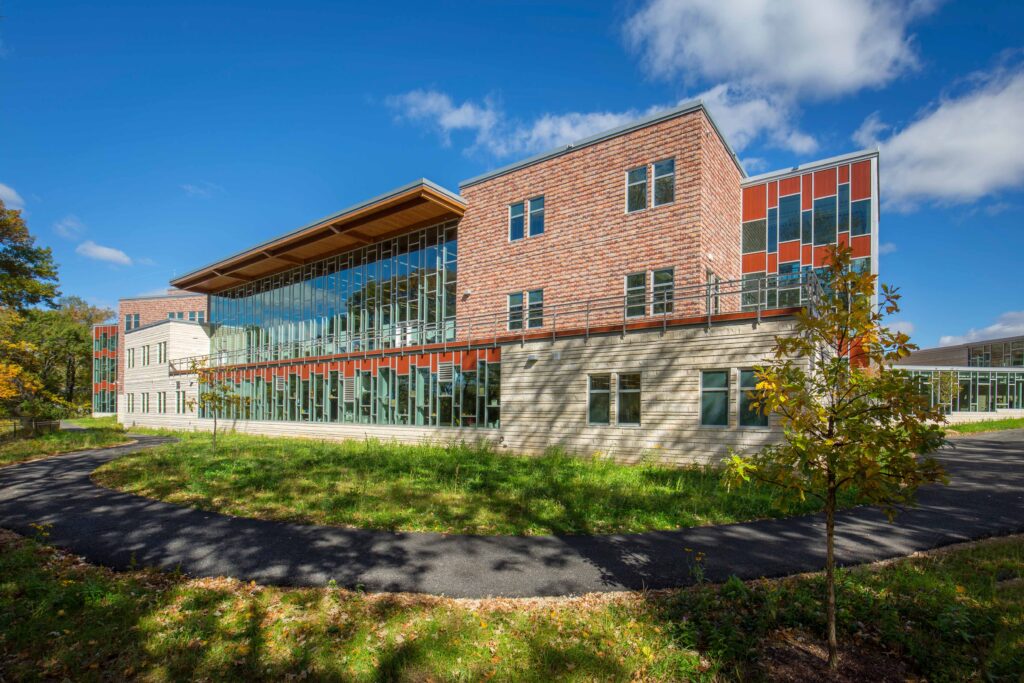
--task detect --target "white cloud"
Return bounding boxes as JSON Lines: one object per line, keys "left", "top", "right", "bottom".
{"left": 878, "top": 241, "right": 898, "bottom": 255}
{"left": 181, "top": 181, "right": 224, "bottom": 198}
{"left": 625, "top": 0, "right": 936, "bottom": 99}
{"left": 0, "top": 182, "right": 25, "bottom": 210}
{"left": 53, "top": 214, "right": 85, "bottom": 239}
{"left": 698, "top": 84, "right": 816, "bottom": 154}
{"left": 852, "top": 111, "right": 890, "bottom": 148}
{"left": 387, "top": 89, "right": 644, "bottom": 157}
{"left": 75, "top": 240, "right": 133, "bottom": 266}
{"left": 939, "top": 311, "right": 1024, "bottom": 346}
{"left": 865, "top": 66, "right": 1024, "bottom": 210}
{"left": 888, "top": 320, "right": 916, "bottom": 335}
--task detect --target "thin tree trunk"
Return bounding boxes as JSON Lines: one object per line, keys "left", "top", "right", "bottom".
{"left": 212, "top": 413, "right": 218, "bottom": 452}
{"left": 826, "top": 479, "right": 838, "bottom": 670}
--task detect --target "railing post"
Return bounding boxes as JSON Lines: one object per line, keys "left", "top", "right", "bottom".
{"left": 706, "top": 282, "right": 712, "bottom": 330}
{"left": 552, "top": 309, "right": 557, "bottom": 343}
{"left": 756, "top": 276, "right": 762, "bottom": 326}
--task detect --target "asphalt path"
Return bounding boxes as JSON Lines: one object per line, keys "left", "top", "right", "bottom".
{"left": 1, "top": 431, "right": 1021, "bottom": 598}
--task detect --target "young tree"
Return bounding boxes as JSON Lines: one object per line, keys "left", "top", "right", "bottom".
{"left": 0, "top": 199, "right": 59, "bottom": 311}
{"left": 725, "top": 244, "right": 947, "bottom": 670}
{"left": 186, "top": 360, "right": 247, "bottom": 451}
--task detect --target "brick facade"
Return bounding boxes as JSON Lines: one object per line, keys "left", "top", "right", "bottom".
{"left": 116, "top": 292, "right": 207, "bottom": 394}
{"left": 458, "top": 109, "right": 741, "bottom": 330}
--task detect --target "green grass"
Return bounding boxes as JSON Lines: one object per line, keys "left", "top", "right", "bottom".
{"left": 0, "top": 528, "right": 1019, "bottom": 681}
{"left": 94, "top": 431, "right": 855, "bottom": 536}
{"left": 947, "top": 417, "right": 1024, "bottom": 435}
{"left": 66, "top": 415, "right": 121, "bottom": 430}
{"left": 0, "top": 424, "right": 130, "bottom": 467}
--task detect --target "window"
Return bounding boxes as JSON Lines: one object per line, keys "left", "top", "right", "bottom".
{"left": 127, "top": 393, "right": 135, "bottom": 413}
{"left": 626, "top": 166, "right": 648, "bottom": 212}
{"left": 527, "top": 289, "right": 544, "bottom": 329}
{"left": 801, "top": 210, "right": 813, "bottom": 244}
{"left": 813, "top": 196, "right": 837, "bottom": 245}
{"left": 778, "top": 194, "right": 801, "bottom": 242}
{"left": 625, "top": 272, "right": 646, "bottom": 318}
{"left": 838, "top": 184, "right": 850, "bottom": 232}
{"left": 767, "top": 207, "right": 778, "bottom": 253}
{"left": 168, "top": 312, "right": 174, "bottom": 319}
{"left": 742, "top": 220, "right": 766, "bottom": 254}
{"left": 176, "top": 390, "right": 188, "bottom": 414}
{"left": 528, "top": 196, "right": 544, "bottom": 237}
{"left": 127, "top": 348, "right": 135, "bottom": 368}
{"left": 508, "top": 293, "right": 524, "bottom": 330}
{"left": 157, "top": 392, "right": 167, "bottom": 414}
{"left": 157, "top": 342, "right": 167, "bottom": 363}
{"left": 652, "top": 268, "right": 674, "bottom": 315}
{"left": 617, "top": 373, "right": 641, "bottom": 425}
{"left": 850, "top": 198, "right": 871, "bottom": 236}
{"left": 653, "top": 158, "right": 675, "bottom": 206}
{"left": 588, "top": 374, "right": 611, "bottom": 425}
{"left": 142, "top": 345, "right": 150, "bottom": 366}
{"left": 701, "top": 370, "right": 729, "bottom": 426}
{"left": 177, "top": 311, "right": 184, "bottom": 319}
{"left": 741, "top": 273, "right": 765, "bottom": 311}
{"left": 125, "top": 313, "right": 139, "bottom": 331}
{"left": 197, "top": 311, "right": 205, "bottom": 324}
{"left": 777, "top": 262, "right": 801, "bottom": 307}
{"left": 141, "top": 392, "right": 150, "bottom": 413}
{"left": 188, "top": 311, "right": 196, "bottom": 321}
{"left": 509, "top": 202, "right": 525, "bottom": 241}
{"left": 739, "top": 370, "right": 768, "bottom": 427}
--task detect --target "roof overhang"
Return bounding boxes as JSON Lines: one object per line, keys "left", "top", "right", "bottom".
{"left": 171, "top": 179, "right": 465, "bottom": 294}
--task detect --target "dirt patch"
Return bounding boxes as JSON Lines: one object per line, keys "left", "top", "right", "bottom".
{"left": 758, "top": 629, "right": 916, "bottom": 682}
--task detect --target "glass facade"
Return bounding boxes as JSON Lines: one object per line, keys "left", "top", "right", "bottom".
{"left": 968, "top": 340, "right": 1024, "bottom": 368}
{"left": 209, "top": 221, "right": 458, "bottom": 364}
{"left": 197, "top": 349, "right": 500, "bottom": 429}
{"left": 906, "top": 367, "right": 1024, "bottom": 413}
{"left": 92, "top": 325, "right": 118, "bottom": 413}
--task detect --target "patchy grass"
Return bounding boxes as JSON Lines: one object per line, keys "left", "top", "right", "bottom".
{"left": 66, "top": 415, "right": 121, "bottom": 430}
{"left": 0, "top": 425, "right": 129, "bottom": 467}
{"left": 947, "top": 417, "right": 1024, "bottom": 435}
{"left": 0, "top": 529, "right": 1020, "bottom": 681}
{"left": 94, "top": 431, "right": 855, "bottom": 536}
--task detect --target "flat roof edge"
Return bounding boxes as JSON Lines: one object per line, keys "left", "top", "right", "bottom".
{"left": 741, "top": 149, "right": 880, "bottom": 186}
{"left": 118, "top": 292, "right": 206, "bottom": 303}
{"left": 459, "top": 99, "right": 745, "bottom": 188}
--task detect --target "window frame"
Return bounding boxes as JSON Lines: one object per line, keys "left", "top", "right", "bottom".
{"left": 626, "top": 166, "right": 648, "bottom": 213}
{"left": 652, "top": 158, "right": 675, "bottom": 207}
{"left": 624, "top": 272, "right": 647, "bottom": 318}
{"left": 738, "top": 369, "right": 769, "bottom": 428}
{"left": 700, "top": 369, "right": 730, "bottom": 427}
{"left": 507, "top": 292, "right": 524, "bottom": 331}
{"left": 616, "top": 372, "right": 642, "bottom": 426}
{"left": 652, "top": 267, "right": 675, "bottom": 316}
{"left": 527, "top": 289, "right": 544, "bottom": 329}
{"left": 508, "top": 201, "right": 526, "bottom": 242}
{"left": 527, "top": 196, "right": 545, "bottom": 237}
{"left": 587, "top": 373, "right": 611, "bottom": 425}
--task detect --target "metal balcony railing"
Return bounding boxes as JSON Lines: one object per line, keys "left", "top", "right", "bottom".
{"left": 168, "top": 271, "right": 823, "bottom": 374}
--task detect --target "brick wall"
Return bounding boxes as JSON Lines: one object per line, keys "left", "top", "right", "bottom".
{"left": 457, "top": 109, "right": 742, "bottom": 333}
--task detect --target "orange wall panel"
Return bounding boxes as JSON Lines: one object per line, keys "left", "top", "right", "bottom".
{"left": 838, "top": 164, "right": 850, "bottom": 184}
{"left": 768, "top": 181, "right": 778, "bottom": 208}
{"left": 851, "top": 160, "right": 872, "bottom": 200}
{"left": 813, "top": 167, "right": 837, "bottom": 199}
{"left": 778, "top": 240, "right": 801, "bottom": 262}
{"left": 801, "top": 174, "right": 813, "bottom": 210}
{"left": 767, "top": 253, "right": 777, "bottom": 274}
{"left": 802, "top": 245, "right": 812, "bottom": 265}
{"left": 742, "top": 251, "right": 766, "bottom": 273}
{"left": 851, "top": 235, "right": 871, "bottom": 257}
{"left": 779, "top": 176, "right": 801, "bottom": 196}
{"left": 742, "top": 184, "right": 767, "bottom": 221}
{"left": 813, "top": 246, "right": 832, "bottom": 267}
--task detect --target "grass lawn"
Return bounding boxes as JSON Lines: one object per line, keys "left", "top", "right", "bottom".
{"left": 66, "top": 415, "right": 122, "bottom": 430}
{"left": 947, "top": 417, "right": 1024, "bottom": 435}
{"left": 0, "top": 423, "right": 130, "bottom": 467}
{"left": 0, "top": 528, "right": 1020, "bottom": 681}
{"left": 94, "top": 431, "right": 856, "bottom": 536}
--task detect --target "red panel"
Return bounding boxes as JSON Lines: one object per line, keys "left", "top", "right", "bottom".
{"left": 851, "top": 160, "right": 872, "bottom": 200}
{"left": 778, "top": 240, "right": 801, "bottom": 262}
{"left": 767, "top": 253, "right": 778, "bottom": 274}
{"left": 486, "top": 347, "right": 501, "bottom": 363}
{"left": 801, "top": 174, "right": 813, "bottom": 210}
{"left": 802, "top": 245, "right": 812, "bottom": 265}
{"left": 779, "top": 176, "right": 801, "bottom": 196}
{"left": 768, "top": 181, "right": 778, "bottom": 209}
{"left": 851, "top": 235, "right": 871, "bottom": 258}
{"left": 396, "top": 357, "right": 410, "bottom": 374}
{"left": 838, "top": 233, "right": 849, "bottom": 248}
{"left": 813, "top": 246, "right": 832, "bottom": 267}
{"left": 813, "top": 167, "right": 837, "bottom": 199}
{"left": 838, "top": 164, "right": 849, "bottom": 184}
{"left": 461, "top": 353, "right": 478, "bottom": 372}
{"left": 742, "top": 184, "right": 767, "bottom": 222}
{"left": 742, "top": 252, "right": 767, "bottom": 273}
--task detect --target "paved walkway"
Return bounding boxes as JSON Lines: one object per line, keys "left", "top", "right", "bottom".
{"left": 1, "top": 432, "right": 1022, "bottom": 598}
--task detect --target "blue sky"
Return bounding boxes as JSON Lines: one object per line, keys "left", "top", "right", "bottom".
{"left": 2, "top": 0, "right": 1022, "bottom": 347}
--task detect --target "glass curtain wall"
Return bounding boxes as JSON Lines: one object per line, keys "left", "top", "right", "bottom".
{"left": 197, "top": 350, "right": 501, "bottom": 429}
{"left": 907, "top": 367, "right": 1024, "bottom": 413}
{"left": 208, "top": 221, "right": 458, "bottom": 364}
{"left": 92, "top": 326, "right": 118, "bottom": 413}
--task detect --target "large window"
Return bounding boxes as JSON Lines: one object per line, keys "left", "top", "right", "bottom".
{"left": 653, "top": 159, "right": 675, "bottom": 206}
{"left": 742, "top": 220, "right": 766, "bottom": 254}
{"left": 701, "top": 370, "right": 729, "bottom": 426}
{"left": 625, "top": 273, "right": 646, "bottom": 318}
{"left": 652, "top": 268, "right": 674, "bottom": 315}
{"left": 778, "top": 194, "right": 801, "bottom": 242}
{"left": 813, "top": 196, "right": 837, "bottom": 246}
{"left": 588, "top": 374, "right": 611, "bottom": 425}
{"left": 617, "top": 373, "right": 641, "bottom": 425}
{"left": 528, "top": 196, "right": 545, "bottom": 237}
{"left": 739, "top": 369, "right": 768, "bottom": 427}
{"left": 527, "top": 289, "right": 544, "bottom": 329}
{"left": 850, "top": 198, "right": 871, "bottom": 236}
{"left": 777, "top": 262, "right": 801, "bottom": 307}
{"left": 626, "top": 166, "right": 648, "bottom": 212}
{"left": 508, "top": 292, "right": 524, "bottom": 330}
{"left": 509, "top": 202, "right": 525, "bottom": 241}
{"left": 127, "top": 348, "right": 135, "bottom": 369}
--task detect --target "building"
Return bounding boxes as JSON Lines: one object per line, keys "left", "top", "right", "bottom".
{"left": 897, "top": 334, "right": 1024, "bottom": 421}
{"left": 91, "top": 323, "right": 118, "bottom": 415}
{"left": 111, "top": 100, "right": 880, "bottom": 463}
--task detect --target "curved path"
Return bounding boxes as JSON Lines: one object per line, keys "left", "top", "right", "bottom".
{"left": 1, "top": 432, "right": 1023, "bottom": 598}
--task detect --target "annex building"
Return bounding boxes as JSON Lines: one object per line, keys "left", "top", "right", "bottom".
{"left": 99, "top": 100, "right": 883, "bottom": 463}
